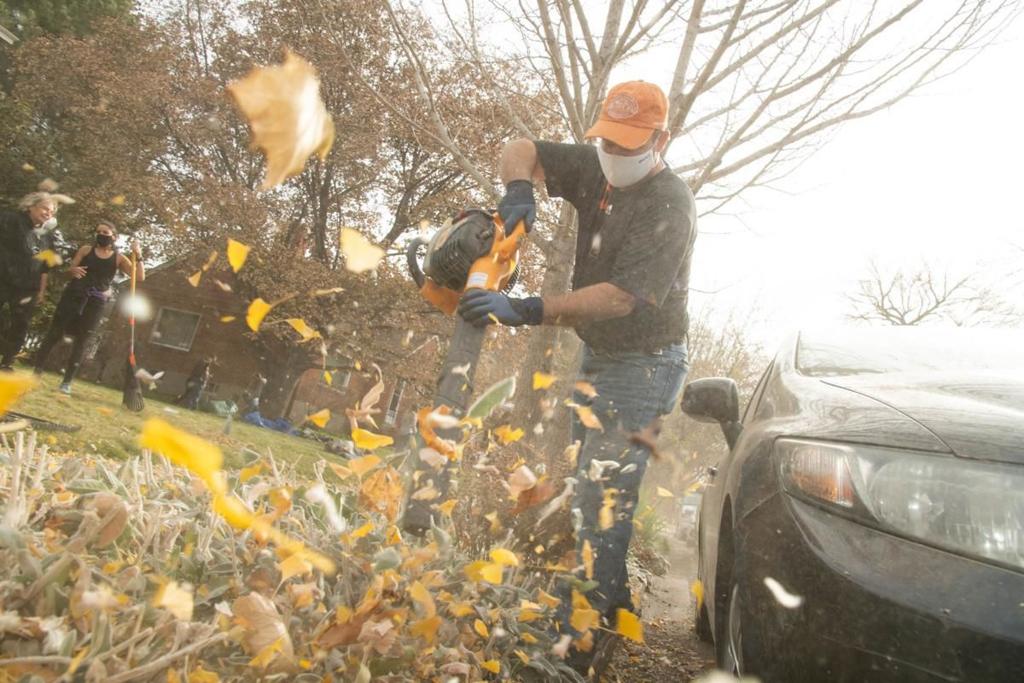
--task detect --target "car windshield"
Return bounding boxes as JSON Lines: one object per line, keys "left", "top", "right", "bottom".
{"left": 796, "top": 328, "right": 1024, "bottom": 376}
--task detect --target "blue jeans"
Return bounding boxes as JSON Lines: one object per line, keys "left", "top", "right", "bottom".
{"left": 557, "top": 343, "right": 689, "bottom": 635}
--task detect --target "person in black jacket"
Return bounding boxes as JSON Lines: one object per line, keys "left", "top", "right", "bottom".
{"left": 33, "top": 220, "right": 144, "bottom": 393}
{"left": 0, "top": 192, "right": 63, "bottom": 370}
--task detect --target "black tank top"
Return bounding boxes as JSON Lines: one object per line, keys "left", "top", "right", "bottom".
{"left": 70, "top": 246, "right": 118, "bottom": 293}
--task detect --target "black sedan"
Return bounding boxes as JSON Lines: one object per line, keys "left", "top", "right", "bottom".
{"left": 681, "top": 327, "right": 1024, "bottom": 682}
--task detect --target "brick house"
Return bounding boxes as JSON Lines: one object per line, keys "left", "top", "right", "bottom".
{"left": 48, "top": 258, "right": 434, "bottom": 436}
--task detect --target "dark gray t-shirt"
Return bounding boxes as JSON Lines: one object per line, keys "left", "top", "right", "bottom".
{"left": 535, "top": 141, "right": 697, "bottom": 352}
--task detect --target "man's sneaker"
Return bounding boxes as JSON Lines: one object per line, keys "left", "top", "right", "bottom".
{"left": 58, "top": 382, "right": 72, "bottom": 395}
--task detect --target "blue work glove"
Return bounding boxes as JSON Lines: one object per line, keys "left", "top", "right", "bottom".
{"left": 497, "top": 179, "right": 536, "bottom": 234}
{"left": 458, "top": 290, "right": 543, "bottom": 327}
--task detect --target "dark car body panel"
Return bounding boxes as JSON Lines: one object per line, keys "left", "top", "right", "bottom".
{"left": 695, "top": 331, "right": 1024, "bottom": 682}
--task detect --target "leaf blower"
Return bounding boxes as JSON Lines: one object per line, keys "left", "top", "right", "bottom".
{"left": 401, "top": 209, "right": 526, "bottom": 534}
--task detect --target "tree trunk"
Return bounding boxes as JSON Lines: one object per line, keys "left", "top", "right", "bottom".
{"left": 259, "top": 344, "right": 317, "bottom": 420}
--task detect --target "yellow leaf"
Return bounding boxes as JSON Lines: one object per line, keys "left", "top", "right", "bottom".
{"left": 599, "top": 488, "right": 617, "bottom": 530}
{"left": 573, "top": 404, "right": 604, "bottom": 431}
{"left": 239, "top": 462, "right": 263, "bottom": 483}
{"left": 306, "top": 408, "right": 330, "bottom": 429}
{"left": 409, "top": 615, "right": 442, "bottom": 644}
{"left": 409, "top": 580, "right": 436, "bottom": 618}
{"left": 616, "top": 608, "right": 644, "bottom": 643}
{"left": 349, "top": 521, "right": 374, "bottom": 539}
{"left": 188, "top": 666, "right": 220, "bottom": 683}
{"left": 473, "top": 618, "right": 489, "bottom": 638}
{"left": 246, "top": 298, "right": 273, "bottom": 332}
{"left": 168, "top": 671, "right": 182, "bottom": 683}
{"left": 532, "top": 371, "right": 556, "bottom": 390}
{"left": 574, "top": 380, "right": 598, "bottom": 398}
{"left": 0, "top": 373, "right": 36, "bottom": 414}
{"left": 493, "top": 424, "right": 524, "bottom": 445}
{"left": 200, "top": 250, "right": 218, "bottom": 271}
{"left": 110, "top": 194, "right": 126, "bottom": 206}
{"left": 227, "top": 49, "right": 334, "bottom": 188}
{"left": 358, "top": 466, "right": 403, "bottom": 522}
{"left": 489, "top": 548, "right": 519, "bottom": 567}
{"left": 348, "top": 454, "right": 381, "bottom": 477}
{"left": 479, "top": 562, "right": 503, "bottom": 585}
{"left": 691, "top": 579, "right": 704, "bottom": 610}
{"left": 582, "top": 539, "right": 594, "bottom": 580}
{"left": 33, "top": 249, "right": 62, "bottom": 267}
{"left": 220, "top": 315, "right": 236, "bottom": 323}
{"left": 279, "top": 553, "right": 312, "bottom": 582}
{"left": 249, "top": 636, "right": 285, "bottom": 669}
{"left": 436, "top": 499, "right": 457, "bottom": 516}
{"left": 570, "top": 590, "right": 599, "bottom": 633}
{"left": 286, "top": 318, "right": 320, "bottom": 342}
{"left": 153, "top": 580, "right": 193, "bottom": 621}
{"left": 327, "top": 462, "right": 352, "bottom": 479}
{"left": 226, "top": 238, "right": 251, "bottom": 272}
{"left": 323, "top": 371, "right": 332, "bottom": 386}
{"left": 187, "top": 271, "right": 202, "bottom": 287}
{"left": 656, "top": 486, "right": 674, "bottom": 498}
{"left": 339, "top": 227, "right": 384, "bottom": 274}
{"left": 351, "top": 428, "right": 393, "bottom": 451}
{"left": 448, "top": 600, "right": 474, "bottom": 618}
{"left": 514, "top": 649, "right": 530, "bottom": 664}
{"left": 521, "top": 632, "right": 538, "bottom": 644}
{"left": 537, "top": 589, "right": 561, "bottom": 609}
{"left": 481, "top": 660, "right": 500, "bottom": 674}
{"left": 139, "top": 418, "right": 224, "bottom": 493}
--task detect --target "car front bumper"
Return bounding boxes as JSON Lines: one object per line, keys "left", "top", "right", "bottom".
{"left": 736, "top": 493, "right": 1024, "bottom": 682}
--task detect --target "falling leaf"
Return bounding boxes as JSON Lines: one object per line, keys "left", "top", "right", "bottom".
{"left": 537, "top": 590, "right": 561, "bottom": 609}
{"left": 351, "top": 428, "right": 393, "bottom": 451}
{"left": 153, "top": 581, "right": 194, "bottom": 621}
{"left": 227, "top": 238, "right": 251, "bottom": 272}
{"left": 569, "top": 590, "right": 599, "bottom": 633}
{"left": 288, "top": 582, "right": 318, "bottom": 609}
{"left": 532, "top": 371, "right": 556, "bottom": 390}
{"left": 110, "top": 194, "right": 126, "bottom": 206}
{"left": 187, "top": 271, "right": 202, "bottom": 287}
{"left": 599, "top": 488, "right": 618, "bottom": 530}
{"left": 306, "top": 408, "right": 330, "bottom": 429}
{"left": 507, "top": 465, "right": 537, "bottom": 499}
{"left": 323, "top": 371, "right": 332, "bottom": 386}
{"left": 348, "top": 454, "right": 381, "bottom": 477}
{"left": 481, "top": 660, "right": 500, "bottom": 674}
{"left": 279, "top": 553, "right": 313, "bottom": 582}
{"left": 349, "top": 522, "right": 374, "bottom": 540}
{"left": 201, "top": 250, "right": 218, "bottom": 271}
{"left": 763, "top": 576, "right": 804, "bottom": 609}
{"left": 409, "top": 615, "right": 442, "bottom": 644}
{"left": 286, "top": 318, "right": 320, "bottom": 342}
{"left": 220, "top": 315, "right": 236, "bottom": 323}
{"left": 615, "top": 608, "right": 644, "bottom": 643}
{"left": 246, "top": 298, "right": 273, "bottom": 332}
{"left": 21, "top": 162, "right": 35, "bottom": 172}
{"left": 656, "top": 486, "right": 674, "bottom": 498}
{"left": 493, "top": 424, "right": 524, "bottom": 444}
{"left": 436, "top": 499, "right": 457, "bottom": 516}
{"left": 582, "top": 539, "right": 594, "bottom": 579}
{"left": 479, "top": 562, "right": 504, "bottom": 584}
{"left": 490, "top": 548, "right": 519, "bottom": 567}
{"left": 572, "top": 403, "right": 604, "bottom": 431}
{"left": 691, "top": 579, "right": 704, "bottom": 609}
{"left": 139, "top": 418, "right": 224, "bottom": 493}
{"left": 466, "top": 376, "right": 516, "bottom": 420}
{"left": 188, "top": 667, "right": 220, "bottom": 683}
{"left": 33, "top": 250, "right": 62, "bottom": 267}
{"left": 359, "top": 466, "right": 403, "bottom": 521}
{"left": 575, "top": 380, "right": 599, "bottom": 398}
{"left": 227, "top": 49, "right": 334, "bottom": 188}
{"left": 239, "top": 463, "right": 263, "bottom": 483}
{"left": 339, "top": 228, "right": 385, "bottom": 274}
{"left": 0, "top": 373, "right": 36, "bottom": 414}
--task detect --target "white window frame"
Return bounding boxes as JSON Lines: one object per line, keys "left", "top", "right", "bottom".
{"left": 150, "top": 307, "right": 201, "bottom": 352}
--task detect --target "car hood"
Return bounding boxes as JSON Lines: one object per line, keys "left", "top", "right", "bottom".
{"left": 822, "top": 372, "right": 1024, "bottom": 465}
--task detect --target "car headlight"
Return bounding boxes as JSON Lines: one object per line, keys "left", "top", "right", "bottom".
{"left": 777, "top": 438, "right": 1024, "bottom": 570}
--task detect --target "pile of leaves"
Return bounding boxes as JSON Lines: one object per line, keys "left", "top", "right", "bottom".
{"left": 0, "top": 411, "right": 594, "bottom": 681}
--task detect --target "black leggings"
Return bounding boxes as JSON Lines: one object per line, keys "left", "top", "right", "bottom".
{"left": 0, "top": 283, "right": 36, "bottom": 366}
{"left": 34, "top": 289, "right": 106, "bottom": 383}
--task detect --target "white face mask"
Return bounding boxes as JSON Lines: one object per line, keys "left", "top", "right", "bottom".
{"left": 37, "top": 217, "right": 58, "bottom": 232}
{"left": 596, "top": 145, "right": 659, "bottom": 188}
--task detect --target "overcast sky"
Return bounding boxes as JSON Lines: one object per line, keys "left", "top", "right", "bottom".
{"left": 641, "top": 11, "right": 1024, "bottom": 351}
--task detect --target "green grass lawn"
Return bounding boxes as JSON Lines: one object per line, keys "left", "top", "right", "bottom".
{"left": 10, "top": 370, "right": 341, "bottom": 474}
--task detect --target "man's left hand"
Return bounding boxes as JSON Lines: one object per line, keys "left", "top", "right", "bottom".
{"left": 458, "top": 290, "right": 543, "bottom": 327}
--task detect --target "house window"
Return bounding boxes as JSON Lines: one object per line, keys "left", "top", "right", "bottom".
{"left": 150, "top": 308, "right": 201, "bottom": 351}
{"left": 385, "top": 379, "right": 406, "bottom": 425}
{"left": 322, "top": 370, "right": 351, "bottom": 388}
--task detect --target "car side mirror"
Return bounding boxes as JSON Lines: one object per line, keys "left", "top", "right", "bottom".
{"left": 682, "top": 378, "right": 742, "bottom": 449}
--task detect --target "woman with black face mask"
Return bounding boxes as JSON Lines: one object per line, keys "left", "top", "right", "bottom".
{"left": 34, "top": 221, "right": 144, "bottom": 394}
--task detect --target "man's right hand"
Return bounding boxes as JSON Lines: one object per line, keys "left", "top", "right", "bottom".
{"left": 68, "top": 266, "right": 87, "bottom": 279}
{"left": 498, "top": 179, "right": 536, "bottom": 234}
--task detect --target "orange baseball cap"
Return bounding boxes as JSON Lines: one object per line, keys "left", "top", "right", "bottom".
{"left": 585, "top": 81, "right": 668, "bottom": 150}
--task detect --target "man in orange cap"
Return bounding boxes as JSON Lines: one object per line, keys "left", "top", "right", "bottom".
{"left": 458, "top": 81, "right": 696, "bottom": 675}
